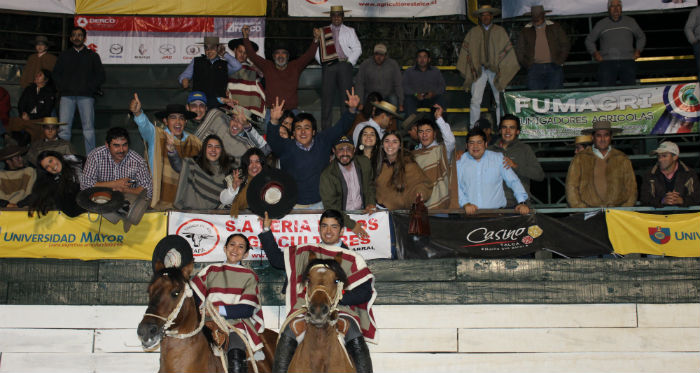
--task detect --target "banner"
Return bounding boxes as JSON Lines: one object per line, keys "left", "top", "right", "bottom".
{"left": 503, "top": 84, "right": 700, "bottom": 139}
{"left": 502, "top": 0, "right": 696, "bottom": 18}
{"left": 606, "top": 210, "right": 700, "bottom": 257}
{"left": 0, "top": 0, "right": 74, "bottom": 14}
{"left": 168, "top": 211, "right": 392, "bottom": 262}
{"left": 76, "top": 0, "right": 266, "bottom": 16}
{"left": 75, "top": 16, "right": 265, "bottom": 65}
{"left": 0, "top": 211, "right": 167, "bottom": 260}
{"left": 289, "top": 0, "right": 465, "bottom": 18}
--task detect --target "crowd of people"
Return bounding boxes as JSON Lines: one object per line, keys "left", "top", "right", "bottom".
{"left": 0, "top": 1, "right": 699, "bottom": 218}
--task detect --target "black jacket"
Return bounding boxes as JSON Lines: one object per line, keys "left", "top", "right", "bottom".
{"left": 640, "top": 160, "right": 700, "bottom": 207}
{"left": 53, "top": 47, "right": 105, "bottom": 96}
{"left": 18, "top": 84, "right": 57, "bottom": 119}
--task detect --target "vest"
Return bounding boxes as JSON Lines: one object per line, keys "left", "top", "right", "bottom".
{"left": 192, "top": 56, "right": 228, "bottom": 107}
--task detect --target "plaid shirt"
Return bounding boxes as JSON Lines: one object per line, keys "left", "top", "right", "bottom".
{"left": 80, "top": 145, "right": 153, "bottom": 199}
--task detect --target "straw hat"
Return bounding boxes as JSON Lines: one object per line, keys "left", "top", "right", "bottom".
{"left": 574, "top": 135, "right": 593, "bottom": 146}
{"left": 34, "top": 117, "right": 67, "bottom": 126}
{"left": 472, "top": 4, "right": 501, "bottom": 17}
{"left": 371, "top": 101, "right": 404, "bottom": 119}
{"left": 325, "top": 5, "right": 351, "bottom": 14}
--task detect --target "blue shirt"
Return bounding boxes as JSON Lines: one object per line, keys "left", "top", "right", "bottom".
{"left": 134, "top": 113, "right": 192, "bottom": 172}
{"left": 178, "top": 53, "right": 242, "bottom": 83}
{"left": 456, "top": 150, "right": 529, "bottom": 209}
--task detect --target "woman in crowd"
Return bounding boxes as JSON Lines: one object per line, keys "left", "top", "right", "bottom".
{"left": 375, "top": 131, "right": 432, "bottom": 210}
{"left": 278, "top": 110, "right": 295, "bottom": 139}
{"left": 18, "top": 69, "right": 56, "bottom": 120}
{"left": 355, "top": 124, "right": 381, "bottom": 176}
{"left": 220, "top": 147, "right": 265, "bottom": 217}
{"left": 27, "top": 150, "right": 85, "bottom": 217}
{"left": 347, "top": 91, "right": 382, "bottom": 138}
{"left": 191, "top": 233, "right": 265, "bottom": 373}
{"left": 173, "top": 134, "right": 233, "bottom": 210}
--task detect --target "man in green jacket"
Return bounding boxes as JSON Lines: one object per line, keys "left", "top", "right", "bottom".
{"left": 319, "top": 136, "right": 376, "bottom": 238}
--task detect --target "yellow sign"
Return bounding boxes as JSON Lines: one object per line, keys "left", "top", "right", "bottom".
{"left": 76, "top": 0, "right": 266, "bottom": 16}
{"left": 606, "top": 209, "right": 700, "bottom": 257}
{"left": 0, "top": 211, "right": 167, "bottom": 260}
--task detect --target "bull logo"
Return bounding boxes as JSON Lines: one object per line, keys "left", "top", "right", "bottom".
{"left": 176, "top": 219, "right": 220, "bottom": 256}
{"left": 648, "top": 226, "right": 671, "bottom": 245}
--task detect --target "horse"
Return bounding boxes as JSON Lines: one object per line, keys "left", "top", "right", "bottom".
{"left": 286, "top": 253, "right": 356, "bottom": 373}
{"left": 137, "top": 261, "right": 277, "bottom": 373}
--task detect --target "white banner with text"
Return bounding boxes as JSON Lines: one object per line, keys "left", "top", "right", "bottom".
{"left": 503, "top": 0, "right": 696, "bottom": 18}
{"left": 289, "top": 0, "right": 465, "bottom": 18}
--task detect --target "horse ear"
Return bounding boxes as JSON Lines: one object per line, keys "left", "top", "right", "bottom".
{"left": 181, "top": 261, "right": 195, "bottom": 279}
{"left": 308, "top": 251, "right": 317, "bottom": 261}
{"left": 154, "top": 260, "right": 165, "bottom": 273}
{"left": 334, "top": 252, "right": 343, "bottom": 265}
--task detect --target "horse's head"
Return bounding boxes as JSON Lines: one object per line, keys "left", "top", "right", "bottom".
{"left": 301, "top": 252, "right": 348, "bottom": 327}
{"left": 137, "top": 261, "right": 194, "bottom": 350}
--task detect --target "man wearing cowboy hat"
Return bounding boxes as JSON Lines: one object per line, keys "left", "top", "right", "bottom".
{"left": 178, "top": 36, "right": 242, "bottom": 109}
{"left": 640, "top": 141, "right": 699, "bottom": 207}
{"left": 315, "top": 5, "right": 362, "bottom": 130}
{"left": 402, "top": 48, "right": 447, "bottom": 117}
{"left": 320, "top": 136, "right": 376, "bottom": 238}
{"left": 457, "top": 3, "right": 520, "bottom": 128}
{"left": 241, "top": 24, "right": 320, "bottom": 114}
{"left": 412, "top": 104, "right": 459, "bottom": 209}
{"left": 516, "top": 5, "right": 570, "bottom": 90}
{"left": 20, "top": 35, "right": 56, "bottom": 89}
{"left": 53, "top": 26, "right": 105, "bottom": 154}
{"left": 225, "top": 37, "right": 267, "bottom": 122}
{"left": 0, "top": 144, "right": 36, "bottom": 209}
{"left": 355, "top": 43, "right": 404, "bottom": 110}
{"left": 585, "top": 0, "right": 646, "bottom": 86}
{"left": 351, "top": 100, "right": 402, "bottom": 146}
{"left": 565, "top": 120, "right": 636, "bottom": 208}
{"left": 26, "top": 117, "right": 75, "bottom": 166}
{"left": 130, "top": 95, "right": 202, "bottom": 208}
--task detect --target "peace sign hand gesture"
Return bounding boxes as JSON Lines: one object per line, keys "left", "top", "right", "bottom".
{"left": 270, "top": 97, "right": 286, "bottom": 124}
{"left": 344, "top": 87, "right": 360, "bottom": 113}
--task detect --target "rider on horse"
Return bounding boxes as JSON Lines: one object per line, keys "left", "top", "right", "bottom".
{"left": 259, "top": 209, "right": 376, "bottom": 373}
{"left": 190, "top": 233, "right": 266, "bottom": 373}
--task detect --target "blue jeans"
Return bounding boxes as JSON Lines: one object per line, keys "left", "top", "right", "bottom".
{"left": 597, "top": 60, "right": 636, "bottom": 87}
{"left": 59, "top": 96, "right": 96, "bottom": 154}
{"left": 527, "top": 63, "right": 564, "bottom": 90}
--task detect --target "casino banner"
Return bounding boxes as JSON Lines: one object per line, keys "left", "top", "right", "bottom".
{"left": 606, "top": 210, "right": 700, "bottom": 257}
{"left": 289, "top": 0, "right": 466, "bottom": 18}
{"left": 0, "top": 211, "right": 167, "bottom": 260}
{"left": 74, "top": 15, "right": 265, "bottom": 65}
{"left": 502, "top": 0, "right": 696, "bottom": 18}
{"left": 168, "top": 211, "right": 392, "bottom": 262}
{"left": 503, "top": 83, "right": 700, "bottom": 139}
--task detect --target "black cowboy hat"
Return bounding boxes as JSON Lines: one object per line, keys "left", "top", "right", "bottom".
{"left": 76, "top": 187, "right": 125, "bottom": 214}
{"left": 155, "top": 104, "right": 197, "bottom": 121}
{"left": 151, "top": 234, "right": 194, "bottom": 272}
{"left": 247, "top": 168, "right": 297, "bottom": 219}
{"left": 228, "top": 38, "right": 259, "bottom": 52}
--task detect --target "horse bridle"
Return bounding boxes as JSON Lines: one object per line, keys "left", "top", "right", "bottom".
{"left": 304, "top": 264, "right": 345, "bottom": 319}
{"left": 144, "top": 280, "right": 206, "bottom": 339}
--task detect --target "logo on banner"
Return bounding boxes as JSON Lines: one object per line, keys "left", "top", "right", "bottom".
{"left": 109, "top": 44, "right": 123, "bottom": 55}
{"left": 87, "top": 43, "right": 98, "bottom": 53}
{"left": 464, "top": 224, "right": 543, "bottom": 250}
{"left": 226, "top": 23, "right": 262, "bottom": 33}
{"left": 176, "top": 219, "right": 220, "bottom": 256}
{"left": 76, "top": 17, "right": 88, "bottom": 28}
{"left": 186, "top": 45, "right": 202, "bottom": 55}
{"left": 160, "top": 44, "right": 176, "bottom": 55}
{"left": 648, "top": 226, "right": 671, "bottom": 245}
{"left": 135, "top": 44, "right": 150, "bottom": 60}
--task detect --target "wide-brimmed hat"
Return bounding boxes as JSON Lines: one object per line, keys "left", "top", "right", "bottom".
{"left": 401, "top": 112, "right": 430, "bottom": 130}
{"left": 523, "top": 5, "right": 552, "bottom": 17}
{"left": 372, "top": 101, "right": 404, "bottom": 119}
{"left": 581, "top": 120, "right": 623, "bottom": 134}
{"left": 151, "top": 235, "right": 194, "bottom": 272}
{"left": 197, "top": 36, "right": 221, "bottom": 47}
{"left": 247, "top": 168, "right": 298, "bottom": 219}
{"left": 155, "top": 104, "right": 197, "bottom": 120}
{"left": 76, "top": 187, "right": 125, "bottom": 214}
{"left": 324, "top": 5, "right": 351, "bottom": 14}
{"left": 0, "top": 145, "right": 29, "bottom": 161}
{"left": 472, "top": 4, "right": 501, "bottom": 17}
{"left": 651, "top": 141, "right": 679, "bottom": 156}
{"left": 574, "top": 135, "right": 593, "bottom": 146}
{"left": 228, "top": 38, "right": 259, "bottom": 52}
{"left": 34, "top": 117, "right": 67, "bottom": 126}
{"left": 31, "top": 35, "right": 52, "bottom": 46}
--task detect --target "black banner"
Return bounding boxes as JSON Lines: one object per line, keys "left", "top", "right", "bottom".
{"left": 392, "top": 211, "right": 612, "bottom": 259}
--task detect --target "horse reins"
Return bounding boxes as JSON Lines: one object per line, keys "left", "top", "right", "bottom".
{"left": 304, "top": 264, "right": 345, "bottom": 319}
{"left": 144, "top": 280, "right": 206, "bottom": 339}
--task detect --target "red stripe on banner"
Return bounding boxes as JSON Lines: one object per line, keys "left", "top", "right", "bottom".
{"left": 74, "top": 16, "right": 135, "bottom": 31}
{"left": 74, "top": 15, "right": 215, "bottom": 33}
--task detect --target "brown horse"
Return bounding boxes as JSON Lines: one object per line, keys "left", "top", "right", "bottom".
{"left": 137, "top": 261, "right": 277, "bottom": 373}
{"left": 287, "top": 253, "right": 356, "bottom": 373}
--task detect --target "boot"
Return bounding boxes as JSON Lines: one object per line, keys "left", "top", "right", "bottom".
{"left": 345, "top": 336, "right": 373, "bottom": 373}
{"left": 272, "top": 334, "right": 298, "bottom": 373}
{"left": 227, "top": 348, "right": 247, "bottom": 373}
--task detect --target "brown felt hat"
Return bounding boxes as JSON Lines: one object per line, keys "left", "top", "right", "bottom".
{"left": 523, "top": 5, "right": 552, "bottom": 17}
{"left": 0, "top": 145, "right": 29, "bottom": 161}
{"left": 581, "top": 120, "right": 623, "bottom": 135}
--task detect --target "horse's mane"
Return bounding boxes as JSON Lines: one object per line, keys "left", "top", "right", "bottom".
{"left": 301, "top": 258, "right": 349, "bottom": 287}
{"left": 150, "top": 266, "right": 187, "bottom": 285}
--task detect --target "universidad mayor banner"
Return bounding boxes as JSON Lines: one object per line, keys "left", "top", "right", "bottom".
{"left": 606, "top": 210, "right": 700, "bottom": 257}
{"left": 168, "top": 211, "right": 392, "bottom": 262}
{"left": 503, "top": 83, "right": 700, "bottom": 139}
{"left": 0, "top": 211, "right": 167, "bottom": 260}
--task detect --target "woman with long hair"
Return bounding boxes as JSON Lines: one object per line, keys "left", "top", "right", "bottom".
{"left": 27, "top": 150, "right": 85, "bottom": 217}
{"left": 354, "top": 124, "right": 381, "bottom": 177}
{"left": 220, "top": 147, "right": 265, "bottom": 217}
{"left": 375, "top": 131, "right": 432, "bottom": 210}
{"left": 18, "top": 69, "right": 57, "bottom": 120}
{"left": 173, "top": 134, "right": 234, "bottom": 210}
